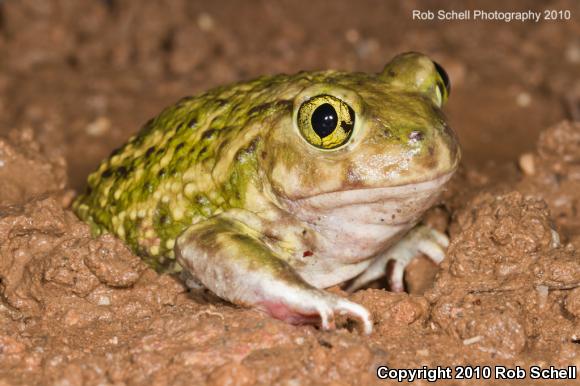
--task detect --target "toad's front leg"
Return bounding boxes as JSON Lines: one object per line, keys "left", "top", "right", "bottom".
{"left": 175, "top": 214, "right": 372, "bottom": 334}
{"left": 346, "top": 224, "right": 449, "bottom": 293}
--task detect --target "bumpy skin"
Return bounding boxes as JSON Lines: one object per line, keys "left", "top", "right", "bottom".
{"left": 74, "top": 53, "right": 460, "bottom": 334}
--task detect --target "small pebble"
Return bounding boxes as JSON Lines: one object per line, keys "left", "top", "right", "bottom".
{"left": 463, "top": 336, "right": 483, "bottom": 345}
{"left": 565, "top": 43, "right": 580, "bottom": 64}
{"left": 345, "top": 28, "right": 360, "bottom": 44}
{"left": 550, "top": 228, "right": 561, "bottom": 249}
{"left": 518, "top": 152, "right": 535, "bottom": 175}
{"left": 516, "top": 92, "right": 532, "bottom": 107}
{"left": 536, "top": 285, "right": 549, "bottom": 308}
{"left": 86, "top": 116, "right": 111, "bottom": 136}
{"left": 197, "top": 13, "right": 215, "bottom": 31}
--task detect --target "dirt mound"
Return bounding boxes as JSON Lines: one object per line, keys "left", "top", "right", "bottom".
{"left": 430, "top": 192, "right": 579, "bottom": 360}
{"left": 1, "top": 122, "right": 579, "bottom": 384}
{"left": 0, "top": 129, "right": 67, "bottom": 206}
{"left": 518, "top": 121, "right": 580, "bottom": 236}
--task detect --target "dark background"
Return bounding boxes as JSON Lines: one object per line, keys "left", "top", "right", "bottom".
{"left": 0, "top": 0, "right": 577, "bottom": 190}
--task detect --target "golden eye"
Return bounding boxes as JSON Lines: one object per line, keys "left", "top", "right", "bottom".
{"left": 297, "top": 95, "right": 355, "bottom": 150}
{"left": 433, "top": 61, "right": 450, "bottom": 106}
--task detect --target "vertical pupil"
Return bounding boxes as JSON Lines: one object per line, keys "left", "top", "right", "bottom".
{"left": 311, "top": 103, "right": 337, "bottom": 138}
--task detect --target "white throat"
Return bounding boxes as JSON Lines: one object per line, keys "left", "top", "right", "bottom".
{"left": 281, "top": 173, "right": 454, "bottom": 287}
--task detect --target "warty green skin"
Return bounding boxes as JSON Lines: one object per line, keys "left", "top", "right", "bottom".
{"left": 74, "top": 52, "right": 460, "bottom": 334}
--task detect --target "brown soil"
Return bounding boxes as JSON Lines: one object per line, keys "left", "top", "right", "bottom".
{"left": 1, "top": 1, "right": 579, "bottom": 385}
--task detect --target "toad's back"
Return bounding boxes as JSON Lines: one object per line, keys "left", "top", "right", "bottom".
{"left": 74, "top": 72, "right": 328, "bottom": 269}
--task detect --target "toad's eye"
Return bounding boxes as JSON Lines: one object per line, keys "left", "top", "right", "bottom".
{"left": 433, "top": 61, "right": 450, "bottom": 106}
{"left": 297, "top": 95, "right": 355, "bottom": 150}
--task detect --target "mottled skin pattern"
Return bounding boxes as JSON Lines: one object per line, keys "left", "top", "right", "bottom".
{"left": 74, "top": 53, "right": 460, "bottom": 333}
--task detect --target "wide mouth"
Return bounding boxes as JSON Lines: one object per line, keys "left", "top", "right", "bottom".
{"left": 292, "top": 170, "right": 455, "bottom": 209}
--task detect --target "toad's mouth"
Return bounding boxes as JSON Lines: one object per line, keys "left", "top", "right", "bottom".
{"left": 292, "top": 170, "right": 456, "bottom": 210}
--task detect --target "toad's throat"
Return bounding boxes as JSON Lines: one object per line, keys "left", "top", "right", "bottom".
{"left": 279, "top": 171, "right": 455, "bottom": 265}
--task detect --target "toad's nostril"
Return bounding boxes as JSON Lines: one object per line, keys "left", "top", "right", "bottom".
{"left": 409, "top": 130, "right": 424, "bottom": 142}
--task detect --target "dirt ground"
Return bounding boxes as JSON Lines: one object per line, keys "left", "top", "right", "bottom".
{"left": 1, "top": 0, "right": 580, "bottom": 385}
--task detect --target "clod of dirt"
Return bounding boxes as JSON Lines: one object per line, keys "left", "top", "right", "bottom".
{"left": 428, "top": 191, "right": 580, "bottom": 359}
{"left": 518, "top": 120, "right": 580, "bottom": 235}
{"left": 0, "top": 129, "right": 67, "bottom": 206}
{"left": 352, "top": 290, "right": 429, "bottom": 338}
{"left": 0, "top": 195, "right": 161, "bottom": 319}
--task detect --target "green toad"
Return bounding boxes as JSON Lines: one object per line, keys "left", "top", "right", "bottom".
{"left": 74, "top": 52, "right": 460, "bottom": 334}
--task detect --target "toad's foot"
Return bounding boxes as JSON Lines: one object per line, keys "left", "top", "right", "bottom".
{"left": 346, "top": 225, "right": 448, "bottom": 293}
{"left": 176, "top": 214, "right": 372, "bottom": 334}
{"left": 257, "top": 285, "right": 372, "bottom": 335}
